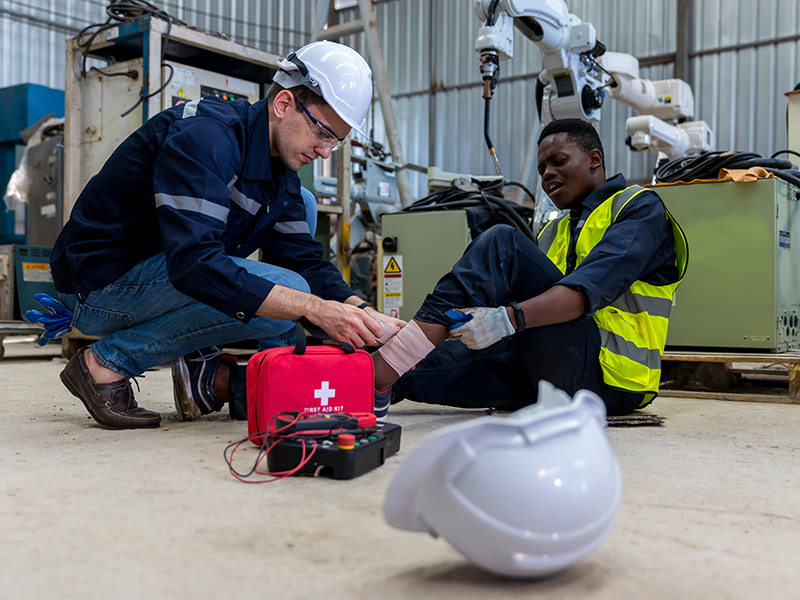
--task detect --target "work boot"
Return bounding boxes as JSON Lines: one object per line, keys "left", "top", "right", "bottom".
{"left": 171, "top": 347, "right": 237, "bottom": 421}
{"left": 60, "top": 346, "right": 161, "bottom": 429}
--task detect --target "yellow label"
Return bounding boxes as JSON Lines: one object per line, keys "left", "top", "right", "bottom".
{"left": 178, "top": 87, "right": 187, "bottom": 98}
{"left": 384, "top": 257, "right": 401, "bottom": 274}
{"left": 22, "top": 262, "right": 49, "bottom": 271}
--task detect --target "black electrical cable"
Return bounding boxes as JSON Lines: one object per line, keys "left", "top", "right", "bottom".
{"left": 586, "top": 54, "right": 617, "bottom": 90}
{"left": 771, "top": 149, "right": 800, "bottom": 161}
{"left": 654, "top": 151, "right": 794, "bottom": 183}
{"left": 76, "top": 1, "right": 184, "bottom": 118}
{"left": 503, "top": 180, "right": 537, "bottom": 206}
{"left": 402, "top": 180, "right": 534, "bottom": 240}
{"left": 485, "top": 0, "right": 501, "bottom": 26}
{"left": 654, "top": 150, "right": 800, "bottom": 196}
{"left": 483, "top": 97, "right": 497, "bottom": 166}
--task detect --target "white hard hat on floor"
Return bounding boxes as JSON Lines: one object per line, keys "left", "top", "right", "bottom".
{"left": 272, "top": 41, "right": 373, "bottom": 138}
{"left": 383, "top": 380, "right": 622, "bottom": 578}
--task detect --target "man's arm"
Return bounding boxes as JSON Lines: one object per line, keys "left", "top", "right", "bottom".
{"left": 257, "top": 285, "right": 400, "bottom": 347}
{"left": 155, "top": 116, "right": 279, "bottom": 322}
{"left": 508, "top": 284, "right": 587, "bottom": 331}
{"left": 261, "top": 198, "right": 406, "bottom": 336}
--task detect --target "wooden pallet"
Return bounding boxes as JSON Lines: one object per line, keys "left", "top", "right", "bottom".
{"left": 661, "top": 350, "right": 800, "bottom": 404}
{"left": 60, "top": 330, "right": 99, "bottom": 360}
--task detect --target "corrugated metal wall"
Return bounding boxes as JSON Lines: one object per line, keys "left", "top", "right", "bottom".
{"left": 0, "top": 0, "right": 315, "bottom": 90}
{"left": 3, "top": 0, "right": 799, "bottom": 197}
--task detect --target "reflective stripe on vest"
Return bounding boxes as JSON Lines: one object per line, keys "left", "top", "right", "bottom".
{"left": 537, "top": 185, "right": 688, "bottom": 396}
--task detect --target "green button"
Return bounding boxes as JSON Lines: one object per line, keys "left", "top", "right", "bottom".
{"left": 368, "top": 436, "right": 378, "bottom": 440}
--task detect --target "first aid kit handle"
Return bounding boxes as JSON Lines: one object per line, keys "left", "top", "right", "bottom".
{"left": 292, "top": 320, "right": 356, "bottom": 355}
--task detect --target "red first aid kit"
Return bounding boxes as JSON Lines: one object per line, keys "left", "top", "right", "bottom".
{"left": 247, "top": 323, "right": 375, "bottom": 444}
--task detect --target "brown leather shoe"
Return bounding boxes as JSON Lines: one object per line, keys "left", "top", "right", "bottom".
{"left": 60, "top": 346, "right": 161, "bottom": 429}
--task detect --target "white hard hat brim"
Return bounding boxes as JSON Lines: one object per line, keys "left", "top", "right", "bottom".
{"left": 383, "top": 382, "right": 609, "bottom": 534}
{"left": 383, "top": 420, "right": 475, "bottom": 532}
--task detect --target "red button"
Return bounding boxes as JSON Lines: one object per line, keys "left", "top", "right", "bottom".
{"left": 337, "top": 433, "right": 356, "bottom": 450}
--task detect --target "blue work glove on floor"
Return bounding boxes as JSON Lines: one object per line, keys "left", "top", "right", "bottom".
{"left": 24, "top": 293, "right": 74, "bottom": 346}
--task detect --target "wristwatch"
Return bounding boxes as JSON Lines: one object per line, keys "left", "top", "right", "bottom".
{"left": 509, "top": 302, "right": 526, "bottom": 331}
{"left": 357, "top": 302, "right": 372, "bottom": 310}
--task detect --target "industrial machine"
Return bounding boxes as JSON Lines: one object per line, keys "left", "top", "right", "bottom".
{"left": 0, "top": 83, "right": 64, "bottom": 244}
{"left": 24, "top": 123, "right": 64, "bottom": 247}
{"left": 659, "top": 178, "right": 800, "bottom": 352}
{"left": 79, "top": 58, "right": 261, "bottom": 192}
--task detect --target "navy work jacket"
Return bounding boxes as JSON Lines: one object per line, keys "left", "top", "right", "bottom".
{"left": 51, "top": 97, "right": 353, "bottom": 323}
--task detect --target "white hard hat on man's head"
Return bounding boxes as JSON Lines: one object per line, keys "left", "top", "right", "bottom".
{"left": 272, "top": 41, "right": 373, "bottom": 138}
{"left": 384, "top": 381, "right": 622, "bottom": 578}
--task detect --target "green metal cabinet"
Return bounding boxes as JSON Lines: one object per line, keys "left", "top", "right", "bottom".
{"left": 378, "top": 211, "right": 471, "bottom": 321}
{"left": 658, "top": 178, "right": 800, "bottom": 351}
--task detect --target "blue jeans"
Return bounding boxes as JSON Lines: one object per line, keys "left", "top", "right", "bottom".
{"left": 62, "top": 187, "right": 319, "bottom": 377}
{"left": 61, "top": 254, "right": 309, "bottom": 376}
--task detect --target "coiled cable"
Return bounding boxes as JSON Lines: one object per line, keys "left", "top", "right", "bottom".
{"left": 654, "top": 150, "right": 800, "bottom": 191}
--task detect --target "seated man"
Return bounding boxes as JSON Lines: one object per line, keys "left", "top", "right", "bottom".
{"left": 371, "top": 118, "right": 687, "bottom": 417}
{"left": 51, "top": 41, "right": 402, "bottom": 429}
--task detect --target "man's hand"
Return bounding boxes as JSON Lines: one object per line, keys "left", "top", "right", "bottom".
{"left": 362, "top": 306, "right": 406, "bottom": 334}
{"left": 306, "top": 300, "right": 386, "bottom": 348}
{"left": 445, "top": 306, "right": 516, "bottom": 350}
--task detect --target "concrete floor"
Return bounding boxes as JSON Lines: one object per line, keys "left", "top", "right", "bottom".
{"left": 2, "top": 337, "right": 800, "bottom": 600}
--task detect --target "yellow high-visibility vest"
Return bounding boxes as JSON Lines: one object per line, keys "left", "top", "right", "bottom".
{"left": 537, "top": 185, "right": 688, "bottom": 406}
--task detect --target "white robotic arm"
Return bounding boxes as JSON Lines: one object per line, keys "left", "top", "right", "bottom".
{"left": 473, "top": 0, "right": 612, "bottom": 174}
{"left": 598, "top": 52, "right": 713, "bottom": 160}
{"left": 475, "top": 0, "right": 609, "bottom": 123}
{"left": 473, "top": 1, "right": 713, "bottom": 168}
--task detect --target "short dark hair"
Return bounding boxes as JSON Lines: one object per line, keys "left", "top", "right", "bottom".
{"left": 266, "top": 82, "right": 327, "bottom": 109}
{"left": 538, "top": 118, "right": 605, "bottom": 164}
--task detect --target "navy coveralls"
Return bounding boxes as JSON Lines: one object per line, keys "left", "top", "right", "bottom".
{"left": 395, "top": 174, "right": 680, "bottom": 416}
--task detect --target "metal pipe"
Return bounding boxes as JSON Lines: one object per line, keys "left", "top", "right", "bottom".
{"left": 337, "top": 136, "right": 352, "bottom": 283}
{"left": 313, "top": 19, "right": 364, "bottom": 41}
{"left": 358, "top": 0, "right": 414, "bottom": 208}
{"left": 675, "top": 0, "right": 694, "bottom": 82}
{"left": 689, "top": 33, "right": 800, "bottom": 59}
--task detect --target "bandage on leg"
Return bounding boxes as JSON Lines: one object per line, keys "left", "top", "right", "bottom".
{"left": 377, "top": 320, "right": 436, "bottom": 377}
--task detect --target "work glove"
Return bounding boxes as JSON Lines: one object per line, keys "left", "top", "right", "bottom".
{"left": 24, "top": 293, "right": 74, "bottom": 346}
{"left": 445, "top": 306, "right": 515, "bottom": 350}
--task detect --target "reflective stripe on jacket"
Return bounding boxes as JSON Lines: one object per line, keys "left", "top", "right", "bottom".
{"left": 538, "top": 185, "right": 688, "bottom": 397}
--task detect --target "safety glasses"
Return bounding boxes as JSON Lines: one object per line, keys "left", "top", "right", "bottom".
{"left": 294, "top": 97, "right": 348, "bottom": 151}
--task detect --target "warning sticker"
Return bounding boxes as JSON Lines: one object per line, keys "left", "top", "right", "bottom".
{"left": 382, "top": 255, "right": 403, "bottom": 309}
{"left": 22, "top": 262, "right": 53, "bottom": 283}
{"left": 779, "top": 230, "right": 790, "bottom": 250}
{"left": 384, "top": 257, "right": 401, "bottom": 274}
